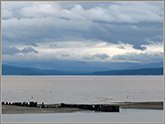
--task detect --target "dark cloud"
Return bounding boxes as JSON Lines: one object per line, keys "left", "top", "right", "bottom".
{"left": 118, "top": 46, "right": 125, "bottom": 49}
{"left": 133, "top": 44, "right": 147, "bottom": 51}
{"left": 2, "top": 46, "right": 20, "bottom": 55}
{"left": 21, "top": 47, "right": 38, "bottom": 53}
{"left": 2, "top": 46, "right": 38, "bottom": 55}
{"left": 93, "top": 54, "right": 109, "bottom": 60}
{"left": 83, "top": 53, "right": 110, "bottom": 60}
{"left": 61, "top": 54, "right": 69, "bottom": 57}
{"left": 88, "top": 22, "right": 163, "bottom": 50}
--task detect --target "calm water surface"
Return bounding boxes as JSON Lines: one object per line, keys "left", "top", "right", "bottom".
{"left": 2, "top": 75, "right": 163, "bottom": 103}
{"left": 2, "top": 109, "right": 163, "bottom": 123}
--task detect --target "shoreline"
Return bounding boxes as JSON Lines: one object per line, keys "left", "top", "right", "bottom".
{"left": 2, "top": 101, "right": 163, "bottom": 114}
{"left": 114, "top": 101, "right": 163, "bottom": 110}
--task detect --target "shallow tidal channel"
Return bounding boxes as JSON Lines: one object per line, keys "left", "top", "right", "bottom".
{"left": 2, "top": 108, "right": 163, "bottom": 123}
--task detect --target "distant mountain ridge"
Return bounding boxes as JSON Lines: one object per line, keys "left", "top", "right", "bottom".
{"left": 93, "top": 68, "right": 163, "bottom": 75}
{"left": 2, "top": 61, "right": 163, "bottom": 72}
{"left": 2, "top": 65, "right": 67, "bottom": 75}
{"left": 2, "top": 64, "right": 163, "bottom": 75}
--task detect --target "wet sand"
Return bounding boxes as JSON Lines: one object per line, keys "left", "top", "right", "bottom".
{"left": 2, "top": 101, "right": 163, "bottom": 114}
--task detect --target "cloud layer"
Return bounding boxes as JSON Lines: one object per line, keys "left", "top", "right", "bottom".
{"left": 2, "top": 1, "right": 163, "bottom": 64}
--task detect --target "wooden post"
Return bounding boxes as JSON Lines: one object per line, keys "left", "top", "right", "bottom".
{"left": 41, "top": 102, "right": 45, "bottom": 108}
{"left": 61, "top": 103, "right": 65, "bottom": 107}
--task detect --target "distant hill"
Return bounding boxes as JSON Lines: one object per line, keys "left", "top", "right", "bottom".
{"left": 2, "top": 65, "right": 68, "bottom": 75}
{"left": 2, "top": 60, "right": 163, "bottom": 72}
{"left": 93, "top": 68, "right": 163, "bottom": 75}
{"left": 2, "top": 64, "right": 163, "bottom": 75}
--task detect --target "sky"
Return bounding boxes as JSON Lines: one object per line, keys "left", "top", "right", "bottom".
{"left": 1, "top": 1, "right": 164, "bottom": 68}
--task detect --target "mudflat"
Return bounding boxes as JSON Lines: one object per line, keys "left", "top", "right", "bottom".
{"left": 2, "top": 101, "right": 163, "bottom": 114}
{"left": 2, "top": 105, "right": 85, "bottom": 114}
{"left": 115, "top": 101, "right": 163, "bottom": 110}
